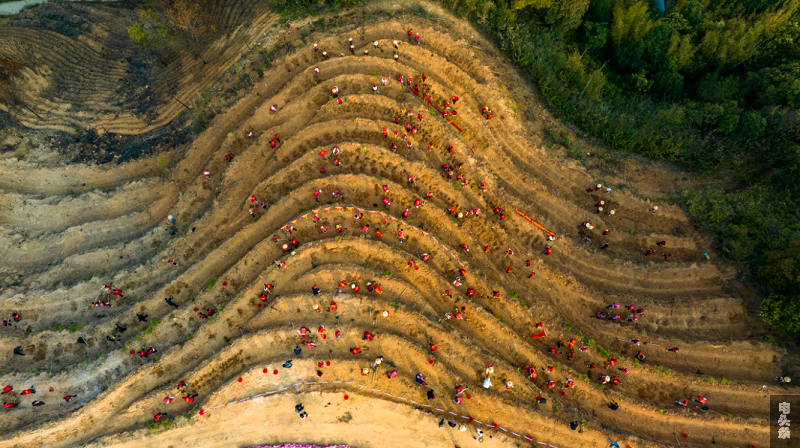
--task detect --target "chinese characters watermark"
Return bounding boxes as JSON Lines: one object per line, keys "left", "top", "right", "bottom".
{"left": 778, "top": 401, "right": 790, "bottom": 440}
{"left": 772, "top": 395, "right": 799, "bottom": 446}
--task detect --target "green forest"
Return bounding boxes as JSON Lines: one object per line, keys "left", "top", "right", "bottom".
{"left": 276, "top": 0, "right": 800, "bottom": 333}
{"left": 443, "top": 0, "right": 800, "bottom": 334}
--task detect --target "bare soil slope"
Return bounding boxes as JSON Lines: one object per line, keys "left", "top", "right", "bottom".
{"left": 0, "top": 2, "right": 792, "bottom": 448}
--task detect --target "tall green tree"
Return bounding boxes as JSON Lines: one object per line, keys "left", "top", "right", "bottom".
{"left": 611, "top": 0, "right": 654, "bottom": 44}
{"left": 127, "top": 8, "right": 169, "bottom": 51}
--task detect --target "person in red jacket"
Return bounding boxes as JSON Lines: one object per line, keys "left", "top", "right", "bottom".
{"left": 183, "top": 394, "right": 197, "bottom": 403}
{"left": 1, "top": 385, "right": 11, "bottom": 394}
{"left": 21, "top": 388, "right": 35, "bottom": 396}
{"left": 350, "top": 347, "right": 361, "bottom": 354}
{"left": 4, "top": 402, "right": 18, "bottom": 409}
{"left": 524, "top": 366, "right": 537, "bottom": 379}
{"left": 154, "top": 412, "right": 166, "bottom": 421}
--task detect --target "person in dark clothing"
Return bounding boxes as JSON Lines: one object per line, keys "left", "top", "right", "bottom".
{"left": 165, "top": 297, "right": 178, "bottom": 308}
{"left": 115, "top": 323, "right": 127, "bottom": 333}
{"left": 569, "top": 421, "right": 579, "bottom": 430}
{"left": 608, "top": 401, "right": 619, "bottom": 410}
{"left": 13, "top": 346, "right": 24, "bottom": 356}
{"left": 294, "top": 346, "right": 302, "bottom": 355}
{"left": 283, "top": 360, "right": 293, "bottom": 368}
{"left": 77, "top": 337, "right": 87, "bottom": 345}
{"left": 137, "top": 314, "right": 148, "bottom": 322}
{"left": 426, "top": 389, "right": 436, "bottom": 400}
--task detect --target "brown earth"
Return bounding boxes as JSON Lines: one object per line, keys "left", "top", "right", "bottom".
{"left": 0, "top": 1, "right": 794, "bottom": 448}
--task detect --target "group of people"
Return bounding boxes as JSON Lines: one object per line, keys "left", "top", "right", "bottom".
{"left": 92, "top": 284, "right": 124, "bottom": 308}
{"left": 1, "top": 311, "right": 21, "bottom": 327}
{"left": 585, "top": 183, "right": 678, "bottom": 264}
{"left": 595, "top": 302, "right": 646, "bottom": 324}
{"left": 2, "top": 384, "right": 78, "bottom": 409}
{"left": 152, "top": 380, "right": 196, "bottom": 422}
{"left": 312, "top": 29, "right": 421, "bottom": 68}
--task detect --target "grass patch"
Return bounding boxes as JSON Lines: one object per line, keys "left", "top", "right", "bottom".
{"left": 146, "top": 417, "right": 174, "bottom": 431}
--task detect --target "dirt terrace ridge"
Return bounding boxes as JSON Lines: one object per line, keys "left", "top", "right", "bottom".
{"left": 0, "top": 0, "right": 275, "bottom": 135}
{"left": 0, "top": 3, "right": 788, "bottom": 448}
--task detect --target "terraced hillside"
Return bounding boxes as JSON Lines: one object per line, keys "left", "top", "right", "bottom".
{"left": 0, "top": 0, "right": 274, "bottom": 136}
{"left": 0, "top": 2, "right": 793, "bottom": 448}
